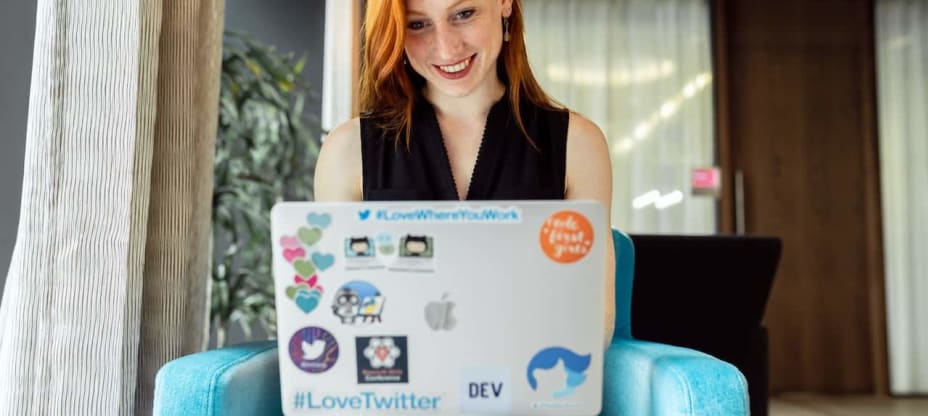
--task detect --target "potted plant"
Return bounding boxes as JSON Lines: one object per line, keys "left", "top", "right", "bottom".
{"left": 211, "top": 31, "right": 321, "bottom": 347}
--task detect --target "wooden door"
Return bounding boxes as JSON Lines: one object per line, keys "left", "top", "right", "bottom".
{"left": 713, "top": 0, "right": 888, "bottom": 394}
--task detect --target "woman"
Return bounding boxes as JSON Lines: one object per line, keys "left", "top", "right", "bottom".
{"left": 314, "top": 0, "right": 616, "bottom": 347}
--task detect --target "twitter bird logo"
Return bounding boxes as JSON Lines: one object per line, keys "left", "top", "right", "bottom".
{"left": 358, "top": 210, "right": 371, "bottom": 221}
{"left": 302, "top": 340, "right": 326, "bottom": 360}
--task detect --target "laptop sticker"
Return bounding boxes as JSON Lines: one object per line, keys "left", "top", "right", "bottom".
{"left": 526, "top": 347, "right": 591, "bottom": 400}
{"left": 355, "top": 336, "right": 409, "bottom": 384}
{"left": 289, "top": 390, "right": 441, "bottom": 412}
{"left": 388, "top": 234, "right": 436, "bottom": 273}
{"left": 424, "top": 293, "right": 456, "bottom": 331}
{"left": 288, "top": 327, "right": 339, "bottom": 374}
{"left": 459, "top": 368, "right": 512, "bottom": 414}
{"left": 311, "top": 251, "right": 336, "bottom": 271}
{"left": 332, "top": 281, "right": 386, "bottom": 325}
{"left": 297, "top": 226, "right": 323, "bottom": 246}
{"left": 306, "top": 212, "right": 332, "bottom": 229}
{"left": 344, "top": 236, "right": 386, "bottom": 270}
{"left": 539, "top": 211, "right": 595, "bottom": 264}
{"left": 376, "top": 232, "right": 396, "bottom": 255}
{"left": 280, "top": 212, "right": 338, "bottom": 314}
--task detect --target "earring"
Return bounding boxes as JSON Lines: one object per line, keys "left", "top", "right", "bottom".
{"left": 503, "top": 17, "right": 511, "bottom": 42}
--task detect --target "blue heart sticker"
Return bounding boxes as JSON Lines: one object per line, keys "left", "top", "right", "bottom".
{"left": 295, "top": 290, "right": 321, "bottom": 314}
{"left": 311, "top": 252, "right": 336, "bottom": 271}
{"left": 306, "top": 213, "right": 331, "bottom": 229}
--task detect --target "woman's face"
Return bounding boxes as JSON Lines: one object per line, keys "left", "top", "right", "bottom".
{"left": 404, "top": 0, "right": 513, "bottom": 98}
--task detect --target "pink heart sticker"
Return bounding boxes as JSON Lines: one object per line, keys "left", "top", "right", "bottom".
{"left": 283, "top": 247, "right": 306, "bottom": 263}
{"left": 280, "top": 235, "right": 300, "bottom": 249}
{"left": 294, "top": 274, "right": 319, "bottom": 285}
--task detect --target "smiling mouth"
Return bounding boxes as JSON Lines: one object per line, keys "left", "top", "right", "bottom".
{"left": 435, "top": 55, "right": 475, "bottom": 74}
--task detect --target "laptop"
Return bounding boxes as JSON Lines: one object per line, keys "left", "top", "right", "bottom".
{"left": 271, "top": 200, "right": 607, "bottom": 415}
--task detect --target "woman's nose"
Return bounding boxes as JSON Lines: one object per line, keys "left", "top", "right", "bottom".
{"left": 433, "top": 25, "right": 464, "bottom": 59}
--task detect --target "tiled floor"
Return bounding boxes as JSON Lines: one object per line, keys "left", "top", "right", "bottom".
{"left": 771, "top": 393, "right": 928, "bottom": 416}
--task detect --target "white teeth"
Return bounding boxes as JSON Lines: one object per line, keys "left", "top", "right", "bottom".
{"left": 439, "top": 57, "right": 471, "bottom": 73}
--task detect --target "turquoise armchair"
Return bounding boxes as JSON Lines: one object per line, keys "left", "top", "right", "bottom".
{"left": 154, "top": 230, "right": 749, "bottom": 415}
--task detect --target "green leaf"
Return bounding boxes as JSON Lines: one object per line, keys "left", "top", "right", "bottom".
{"left": 244, "top": 58, "right": 262, "bottom": 77}
{"left": 294, "top": 56, "right": 306, "bottom": 75}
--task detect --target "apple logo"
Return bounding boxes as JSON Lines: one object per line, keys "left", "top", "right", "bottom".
{"left": 425, "top": 293, "right": 456, "bottom": 330}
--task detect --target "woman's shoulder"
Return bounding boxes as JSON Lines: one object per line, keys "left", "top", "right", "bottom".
{"left": 314, "top": 117, "right": 363, "bottom": 201}
{"left": 563, "top": 111, "right": 612, "bottom": 202}
{"left": 322, "top": 117, "right": 362, "bottom": 152}
{"left": 566, "top": 111, "right": 606, "bottom": 146}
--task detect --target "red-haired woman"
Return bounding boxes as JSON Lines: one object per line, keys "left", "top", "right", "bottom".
{"left": 314, "top": 0, "right": 616, "bottom": 346}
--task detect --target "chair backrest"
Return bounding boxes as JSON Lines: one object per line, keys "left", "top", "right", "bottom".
{"left": 627, "top": 234, "right": 781, "bottom": 349}
{"left": 611, "top": 229, "right": 636, "bottom": 340}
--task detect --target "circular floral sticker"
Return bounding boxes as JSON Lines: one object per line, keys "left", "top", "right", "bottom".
{"left": 539, "top": 210, "right": 594, "bottom": 263}
{"left": 288, "top": 326, "right": 339, "bottom": 373}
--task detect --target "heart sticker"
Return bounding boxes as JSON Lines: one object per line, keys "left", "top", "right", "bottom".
{"left": 306, "top": 213, "right": 331, "bottom": 229}
{"left": 311, "top": 252, "right": 335, "bottom": 271}
{"left": 280, "top": 235, "right": 300, "bottom": 249}
{"left": 283, "top": 247, "right": 306, "bottom": 263}
{"left": 293, "top": 259, "right": 316, "bottom": 277}
{"left": 297, "top": 227, "right": 323, "bottom": 247}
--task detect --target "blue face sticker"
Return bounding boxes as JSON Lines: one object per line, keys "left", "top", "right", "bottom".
{"left": 526, "top": 347, "right": 591, "bottom": 398}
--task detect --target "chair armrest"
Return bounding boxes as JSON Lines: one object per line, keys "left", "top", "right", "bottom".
{"left": 602, "top": 338, "right": 749, "bottom": 416}
{"left": 154, "top": 341, "right": 282, "bottom": 416}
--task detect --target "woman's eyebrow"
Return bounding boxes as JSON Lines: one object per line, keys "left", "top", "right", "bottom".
{"left": 407, "top": 0, "right": 470, "bottom": 18}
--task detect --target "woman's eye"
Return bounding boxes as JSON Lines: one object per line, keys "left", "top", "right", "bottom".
{"left": 455, "top": 9, "right": 475, "bottom": 20}
{"left": 407, "top": 21, "right": 426, "bottom": 30}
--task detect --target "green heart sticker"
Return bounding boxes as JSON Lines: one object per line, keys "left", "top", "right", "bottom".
{"left": 285, "top": 286, "right": 298, "bottom": 299}
{"left": 297, "top": 227, "right": 323, "bottom": 246}
{"left": 285, "top": 283, "right": 312, "bottom": 300}
{"left": 293, "top": 259, "right": 316, "bottom": 277}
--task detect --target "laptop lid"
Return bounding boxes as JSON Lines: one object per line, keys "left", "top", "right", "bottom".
{"left": 271, "top": 200, "right": 608, "bottom": 415}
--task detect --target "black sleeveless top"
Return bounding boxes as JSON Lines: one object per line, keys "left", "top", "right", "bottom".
{"left": 360, "top": 93, "right": 569, "bottom": 201}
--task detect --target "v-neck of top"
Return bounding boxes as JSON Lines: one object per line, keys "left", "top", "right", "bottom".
{"left": 359, "top": 91, "right": 569, "bottom": 202}
{"left": 420, "top": 94, "right": 509, "bottom": 201}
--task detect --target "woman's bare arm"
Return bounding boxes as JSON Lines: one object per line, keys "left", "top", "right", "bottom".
{"left": 565, "top": 112, "right": 617, "bottom": 350}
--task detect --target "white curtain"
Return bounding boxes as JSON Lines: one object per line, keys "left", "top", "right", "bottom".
{"left": 0, "top": 0, "right": 224, "bottom": 413}
{"left": 523, "top": 0, "right": 715, "bottom": 234}
{"left": 876, "top": 0, "right": 928, "bottom": 395}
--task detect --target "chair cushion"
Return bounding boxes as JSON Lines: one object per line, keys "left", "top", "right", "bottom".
{"left": 154, "top": 341, "right": 282, "bottom": 416}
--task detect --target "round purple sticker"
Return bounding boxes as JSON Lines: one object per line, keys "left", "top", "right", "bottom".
{"left": 288, "top": 326, "right": 339, "bottom": 373}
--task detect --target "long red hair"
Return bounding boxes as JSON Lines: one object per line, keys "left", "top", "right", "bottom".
{"left": 358, "top": 0, "right": 561, "bottom": 147}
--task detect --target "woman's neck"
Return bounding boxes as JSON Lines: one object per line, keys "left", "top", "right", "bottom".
{"left": 423, "top": 78, "right": 507, "bottom": 121}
